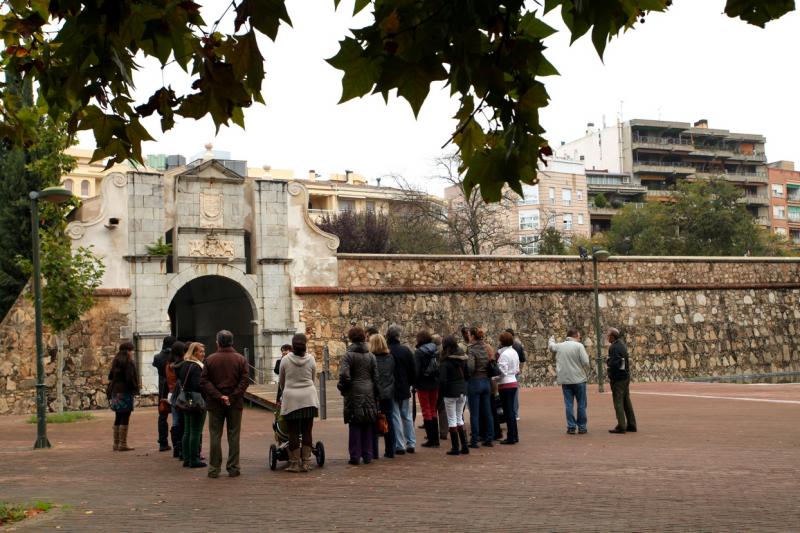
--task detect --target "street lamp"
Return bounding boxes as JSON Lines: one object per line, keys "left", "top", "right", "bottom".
{"left": 30, "top": 186, "right": 73, "bottom": 449}
{"left": 580, "top": 246, "right": 611, "bottom": 393}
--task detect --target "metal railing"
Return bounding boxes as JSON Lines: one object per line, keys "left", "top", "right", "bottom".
{"left": 632, "top": 135, "right": 692, "bottom": 146}
{"left": 634, "top": 160, "right": 696, "bottom": 168}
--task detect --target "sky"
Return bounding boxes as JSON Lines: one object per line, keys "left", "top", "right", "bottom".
{"left": 76, "top": 1, "right": 800, "bottom": 195}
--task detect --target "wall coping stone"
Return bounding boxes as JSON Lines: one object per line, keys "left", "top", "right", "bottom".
{"left": 93, "top": 288, "right": 132, "bottom": 296}
{"left": 336, "top": 253, "right": 800, "bottom": 264}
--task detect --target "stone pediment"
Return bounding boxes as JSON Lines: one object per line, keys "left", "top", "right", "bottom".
{"left": 176, "top": 159, "right": 245, "bottom": 182}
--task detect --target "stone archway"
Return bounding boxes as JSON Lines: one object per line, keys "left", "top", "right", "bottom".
{"left": 167, "top": 275, "right": 256, "bottom": 371}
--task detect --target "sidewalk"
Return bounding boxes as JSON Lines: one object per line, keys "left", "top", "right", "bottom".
{"left": 1, "top": 382, "right": 798, "bottom": 532}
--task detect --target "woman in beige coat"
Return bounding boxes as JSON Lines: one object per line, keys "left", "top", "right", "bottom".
{"left": 278, "top": 333, "right": 320, "bottom": 472}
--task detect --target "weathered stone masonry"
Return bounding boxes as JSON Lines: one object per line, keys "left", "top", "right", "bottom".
{"left": 298, "top": 255, "right": 800, "bottom": 386}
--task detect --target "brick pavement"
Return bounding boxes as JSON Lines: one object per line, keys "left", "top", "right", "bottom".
{"left": 1, "top": 382, "right": 799, "bottom": 532}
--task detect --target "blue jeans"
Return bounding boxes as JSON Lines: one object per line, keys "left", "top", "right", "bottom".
{"left": 562, "top": 382, "right": 588, "bottom": 430}
{"left": 391, "top": 398, "right": 416, "bottom": 450}
{"left": 467, "top": 378, "right": 494, "bottom": 444}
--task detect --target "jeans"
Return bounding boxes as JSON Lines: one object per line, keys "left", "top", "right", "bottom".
{"left": 207, "top": 406, "right": 243, "bottom": 475}
{"left": 444, "top": 395, "right": 466, "bottom": 427}
{"left": 182, "top": 410, "right": 206, "bottom": 466}
{"left": 562, "top": 382, "right": 588, "bottom": 431}
{"left": 467, "top": 378, "right": 494, "bottom": 444}
{"left": 611, "top": 379, "right": 637, "bottom": 430}
{"left": 499, "top": 388, "right": 519, "bottom": 442}
{"left": 391, "top": 398, "right": 416, "bottom": 450}
{"left": 417, "top": 389, "right": 439, "bottom": 420}
{"left": 170, "top": 406, "right": 184, "bottom": 455}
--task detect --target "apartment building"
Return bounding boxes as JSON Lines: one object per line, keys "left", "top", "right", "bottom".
{"left": 556, "top": 119, "right": 770, "bottom": 227}
{"left": 768, "top": 161, "right": 800, "bottom": 245}
{"left": 444, "top": 158, "right": 591, "bottom": 255}
{"left": 60, "top": 147, "right": 140, "bottom": 199}
{"left": 585, "top": 170, "right": 646, "bottom": 234}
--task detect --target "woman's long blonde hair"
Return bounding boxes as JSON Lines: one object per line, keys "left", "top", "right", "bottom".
{"left": 185, "top": 342, "right": 206, "bottom": 366}
{"left": 368, "top": 333, "right": 389, "bottom": 355}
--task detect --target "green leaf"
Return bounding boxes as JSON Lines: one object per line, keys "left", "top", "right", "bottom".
{"left": 235, "top": 0, "right": 292, "bottom": 40}
{"left": 724, "top": 0, "right": 795, "bottom": 27}
{"left": 519, "top": 12, "right": 558, "bottom": 39}
{"left": 327, "top": 38, "right": 381, "bottom": 103}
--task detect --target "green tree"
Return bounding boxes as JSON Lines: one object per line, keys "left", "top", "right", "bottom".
{"left": 0, "top": 1, "right": 792, "bottom": 195}
{"left": 538, "top": 227, "right": 567, "bottom": 255}
{"left": 593, "top": 193, "right": 609, "bottom": 208}
{"left": 607, "top": 180, "right": 785, "bottom": 257}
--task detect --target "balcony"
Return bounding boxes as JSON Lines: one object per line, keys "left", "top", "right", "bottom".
{"left": 588, "top": 206, "right": 619, "bottom": 217}
{"left": 755, "top": 216, "right": 770, "bottom": 226}
{"left": 632, "top": 136, "right": 693, "bottom": 152}
{"left": 695, "top": 171, "right": 768, "bottom": 184}
{"left": 788, "top": 214, "right": 800, "bottom": 225}
{"left": 646, "top": 189, "right": 677, "bottom": 198}
{"left": 738, "top": 194, "right": 770, "bottom": 206}
{"left": 691, "top": 147, "right": 734, "bottom": 158}
{"left": 729, "top": 151, "right": 767, "bottom": 163}
{"left": 633, "top": 161, "right": 695, "bottom": 174}
{"left": 586, "top": 182, "right": 647, "bottom": 195}
{"left": 786, "top": 194, "right": 800, "bottom": 203}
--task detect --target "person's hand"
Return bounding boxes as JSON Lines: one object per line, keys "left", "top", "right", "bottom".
{"left": 221, "top": 395, "right": 231, "bottom": 406}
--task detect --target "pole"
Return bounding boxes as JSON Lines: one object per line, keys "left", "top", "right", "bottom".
{"left": 319, "top": 344, "right": 329, "bottom": 420}
{"left": 30, "top": 192, "right": 50, "bottom": 449}
{"left": 592, "top": 257, "right": 605, "bottom": 393}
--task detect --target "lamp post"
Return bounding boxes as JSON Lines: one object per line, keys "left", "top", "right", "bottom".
{"left": 590, "top": 248, "right": 610, "bottom": 393}
{"left": 30, "top": 186, "right": 74, "bottom": 449}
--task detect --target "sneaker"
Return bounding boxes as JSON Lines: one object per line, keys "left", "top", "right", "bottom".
{"left": 609, "top": 427, "right": 626, "bottom": 434}
{"left": 159, "top": 445, "right": 171, "bottom": 452}
{"left": 208, "top": 471, "right": 219, "bottom": 479}
{"left": 190, "top": 462, "right": 207, "bottom": 469}
{"left": 383, "top": 453, "right": 395, "bottom": 459}
{"left": 468, "top": 443, "right": 480, "bottom": 449}
{"left": 578, "top": 428, "right": 588, "bottom": 434}
{"left": 362, "top": 457, "right": 372, "bottom": 465}
{"left": 482, "top": 441, "right": 494, "bottom": 447}
{"left": 567, "top": 428, "right": 577, "bottom": 435}
{"left": 626, "top": 426, "right": 637, "bottom": 432}
{"left": 405, "top": 447, "right": 415, "bottom": 454}
{"left": 228, "top": 470, "right": 241, "bottom": 478}
{"left": 394, "top": 449, "right": 406, "bottom": 455}
{"left": 500, "top": 439, "right": 516, "bottom": 445}
{"left": 348, "top": 458, "right": 360, "bottom": 465}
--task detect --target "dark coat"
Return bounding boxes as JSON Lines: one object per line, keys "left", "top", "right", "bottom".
{"left": 338, "top": 342, "right": 379, "bottom": 424}
{"left": 439, "top": 354, "right": 469, "bottom": 398}
{"left": 466, "top": 341, "right": 491, "bottom": 381}
{"left": 200, "top": 347, "right": 249, "bottom": 410}
{"left": 108, "top": 360, "right": 139, "bottom": 396}
{"left": 413, "top": 342, "right": 440, "bottom": 391}
{"left": 152, "top": 348, "right": 171, "bottom": 399}
{"left": 374, "top": 352, "right": 395, "bottom": 401}
{"left": 175, "top": 360, "right": 203, "bottom": 394}
{"left": 606, "top": 339, "right": 630, "bottom": 382}
{"left": 389, "top": 338, "right": 415, "bottom": 401}
{"left": 513, "top": 339, "right": 527, "bottom": 364}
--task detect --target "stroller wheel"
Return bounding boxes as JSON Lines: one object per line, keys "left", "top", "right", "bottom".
{"left": 269, "top": 444, "right": 278, "bottom": 471}
{"left": 314, "top": 441, "right": 325, "bottom": 467}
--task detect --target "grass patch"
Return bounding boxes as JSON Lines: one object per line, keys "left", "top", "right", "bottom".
{"left": 26, "top": 412, "right": 94, "bottom": 424}
{"left": 0, "top": 501, "right": 54, "bottom": 525}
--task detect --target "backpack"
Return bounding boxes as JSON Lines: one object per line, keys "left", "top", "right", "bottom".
{"left": 422, "top": 352, "right": 439, "bottom": 379}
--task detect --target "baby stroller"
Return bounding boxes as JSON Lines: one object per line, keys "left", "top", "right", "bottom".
{"left": 268, "top": 411, "right": 325, "bottom": 470}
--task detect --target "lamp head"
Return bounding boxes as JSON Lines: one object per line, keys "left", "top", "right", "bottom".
{"left": 35, "top": 187, "right": 74, "bottom": 204}
{"left": 592, "top": 249, "right": 611, "bottom": 262}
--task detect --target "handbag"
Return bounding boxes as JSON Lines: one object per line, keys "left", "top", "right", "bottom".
{"left": 158, "top": 398, "right": 171, "bottom": 415}
{"left": 175, "top": 364, "right": 206, "bottom": 413}
{"left": 375, "top": 412, "right": 389, "bottom": 435}
{"left": 486, "top": 358, "right": 501, "bottom": 379}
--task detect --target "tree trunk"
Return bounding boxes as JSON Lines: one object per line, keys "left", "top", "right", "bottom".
{"left": 56, "top": 333, "right": 65, "bottom": 414}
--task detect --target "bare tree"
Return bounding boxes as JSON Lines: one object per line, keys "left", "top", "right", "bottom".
{"left": 392, "top": 154, "right": 521, "bottom": 255}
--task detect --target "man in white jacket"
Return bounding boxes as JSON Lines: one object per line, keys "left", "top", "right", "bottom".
{"left": 548, "top": 329, "right": 591, "bottom": 434}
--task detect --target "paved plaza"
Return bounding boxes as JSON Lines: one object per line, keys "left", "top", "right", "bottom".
{"left": 1, "top": 382, "right": 798, "bottom": 532}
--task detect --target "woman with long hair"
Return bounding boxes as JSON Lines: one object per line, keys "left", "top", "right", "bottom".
{"left": 466, "top": 327, "right": 495, "bottom": 447}
{"left": 370, "top": 333, "right": 396, "bottom": 459}
{"left": 278, "top": 333, "right": 319, "bottom": 472}
{"left": 439, "top": 335, "right": 470, "bottom": 455}
{"left": 413, "top": 329, "right": 440, "bottom": 448}
{"left": 176, "top": 342, "right": 207, "bottom": 468}
{"left": 166, "top": 341, "right": 186, "bottom": 459}
{"left": 107, "top": 341, "right": 140, "bottom": 451}
{"left": 338, "top": 326, "right": 379, "bottom": 465}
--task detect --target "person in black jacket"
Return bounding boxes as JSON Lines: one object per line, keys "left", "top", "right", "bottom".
{"left": 152, "top": 335, "right": 175, "bottom": 452}
{"left": 371, "top": 333, "right": 396, "bottom": 459}
{"left": 176, "top": 342, "right": 208, "bottom": 468}
{"left": 439, "top": 335, "right": 470, "bottom": 455}
{"left": 606, "top": 328, "right": 637, "bottom": 434}
{"left": 107, "top": 342, "right": 140, "bottom": 452}
{"left": 413, "top": 329, "right": 440, "bottom": 448}
{"left": 388, "top": 325, "right": 416, "bottom": 455}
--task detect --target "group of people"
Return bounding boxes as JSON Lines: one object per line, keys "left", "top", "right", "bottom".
{"left": 107, "top": 323, "right": 638, "bottom": 477}
{"left": 106, "top": 330, "right": 251, "bottom": 478}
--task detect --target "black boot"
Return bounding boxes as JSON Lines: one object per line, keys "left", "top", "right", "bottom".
{"left": 421, "top": 420, "right": 439, "bottom": 448}
{"left": 457, "top": 425, "right": 469, "bottom": 454}
{"left": 171, "top": 427, "right": 182, "bottom": 458}
{"left": 431, "top": 417, "right": 441, "bottom": 447}
{"left": 446, "top": 429, "right": 460, "bottom": 455}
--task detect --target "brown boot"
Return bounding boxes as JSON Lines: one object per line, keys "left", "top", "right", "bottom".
{"left": 118, "top": 425, "right": 135, "bottom": 451}
{"left": 113, "top": 425, "right": 120, "bottom": 451}
{"left": 286, "top": 448, "right": 301, "bottom": 473}
{"left": 300, "top": 445, "right": 313, "bottom": 472}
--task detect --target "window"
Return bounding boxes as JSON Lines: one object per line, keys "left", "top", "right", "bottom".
{"left": 518, "top": 184, "right": 540, "bottom": 205}
{"left": 773, "top": 206, "right": 786, "bottom": 219}
{"left": 548, "top": 187, "right": 556, "bottom": 204}
{"left": 519, "top": 210, "right": 540, "bottom": 230}
{"left": 366, "top": 201, "right": 376, "bottom": 212}
{"left": 561, "top": 188, "right": 572, "bottom": 206}
{"left": 789, "top": 206, "right": 800, "bottom": 222}
{"left": 63, "top": 179, "right": 73, "bottom": 192}
{"left": 576, "top": 190, "right": 583, "bottom": 201}
{"left": 776, "top": 227, "right": 788, "bottom": 236}
{"left": 547, "top": 213, "right": 556, "bottom": 228}
{"left": 578, "top": 214, "right": 584, "bottom": 225}
{"left": 80, "top": 180, "right": 90, "bottom": 197}
{"left": 562, "top": 214, "right": 573, "bottom": 230}
{"left": 520, "top": 235, "right": 539, "bottom": 255}
{"left": 791, "top": 230, "right": 800, "bottom": 245}
{"left": 338, "top": 199, "right": 355, "bottom": 212}
{"left": 772, "top": 184, "right": 784, "bottom": 198}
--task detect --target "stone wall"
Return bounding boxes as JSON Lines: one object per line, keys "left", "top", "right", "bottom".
{"left": 299, "top": 255, "right": 800, "bottom": 385}
{"left": 0, "top": 292, "right": 133, "bottom": 415}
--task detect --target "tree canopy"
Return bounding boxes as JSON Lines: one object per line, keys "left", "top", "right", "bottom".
{"left": 0, "top": 1, "right": 793, "bottom": 199}
{"left": 605, "top": 179, "right": 791, "bottom": 257}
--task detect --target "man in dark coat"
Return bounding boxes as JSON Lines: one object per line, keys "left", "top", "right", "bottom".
{"left": 200, "top": 330, "right": 250, "bottom": 478}
{"left": 152, "top": 335, "right": 175, "bottom": 452}
{"left": 606, "top": 328, "right": 637, "bottom": 434}
{"left": 388, "top": 325, "right": 416, "bottom": 454}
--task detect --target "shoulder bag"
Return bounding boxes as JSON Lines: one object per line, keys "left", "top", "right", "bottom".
{"left": 175, "top": 364, "right": 206, "bottom": 413}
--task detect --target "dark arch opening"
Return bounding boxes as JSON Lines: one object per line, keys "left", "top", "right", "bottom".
{"left": 168, "top": 275, "right": 255, "bottom": 372}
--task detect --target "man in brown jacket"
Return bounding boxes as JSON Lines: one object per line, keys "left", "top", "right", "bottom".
{"left": 200, "top": 330, "right": 249, "bottom": 478}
